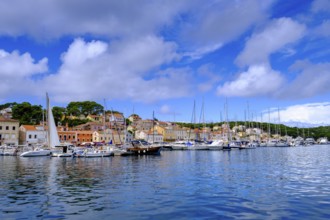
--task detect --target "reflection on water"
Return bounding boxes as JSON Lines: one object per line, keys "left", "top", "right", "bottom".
{"left": 1, "top": 146, "right": 330, "bottom": 219}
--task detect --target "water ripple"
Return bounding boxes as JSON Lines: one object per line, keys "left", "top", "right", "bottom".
{"left": 1, "top": 146, "right": 330, "bottom": 219}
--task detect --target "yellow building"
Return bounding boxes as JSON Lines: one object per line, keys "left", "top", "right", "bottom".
{"left": 0, "top": 116, "right": 20, "bottom": 146}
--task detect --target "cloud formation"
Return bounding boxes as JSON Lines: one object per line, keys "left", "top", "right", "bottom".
{"left": 217, "top": 64, "right": 284, "bottom": 97}
{"left": 279, "top": 60, "right": 330, "bottom": 99}
{"left": 267, "top": 102, "right": 330, "bottom": 125}
{"left": 181, "top": 0, "right": 273, "bottom": 59}
{"left": 0, "top": 0, "right": 189, "bottom": 40}
{"left": 236, "top": 17, "right": 306, "bottom": 66}
{"left": 0, "top": 50, "right": 48, "bottom": 95}
{"left": 41, "top": 37, "right": 190, "bottom": 103}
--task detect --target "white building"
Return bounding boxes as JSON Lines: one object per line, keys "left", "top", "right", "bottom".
{"left": 19, "top": 125, "right": 47, "bottom": 145}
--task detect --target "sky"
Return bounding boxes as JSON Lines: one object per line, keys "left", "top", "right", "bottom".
{"left": 0, "top": 0, "right": 330, "bottom": 126}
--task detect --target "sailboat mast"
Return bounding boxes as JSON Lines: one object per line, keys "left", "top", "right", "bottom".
{"left": 152, "top": 111, "right": 155, "bottom": 144}
{"left": 103, "top": 99, "right": 106, "bottom": 145}
{"left": 46, "top": 93, "right": 50, "bottom": 148}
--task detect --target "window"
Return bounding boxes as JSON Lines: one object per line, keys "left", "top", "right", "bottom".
{"left": 34, "top": 135, "right": 37, "bottom": 139}
{"left": 29, "top": 135, "right": 32, "bottom": 139}
{"left": 13, "top": 126, "right": 16, "bottom": 130}
{"left": 6, "top": 126, "right": 9, "bottom": 130}
{"left": 0, "top": 126, "right": 2, "bottom": 130}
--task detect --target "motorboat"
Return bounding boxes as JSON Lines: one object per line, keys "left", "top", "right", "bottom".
{"left": 127, "top": 140, "right": 162, "bottom": 155}
{"left": 20, "top": 146, "right": 51, "bottom": 157}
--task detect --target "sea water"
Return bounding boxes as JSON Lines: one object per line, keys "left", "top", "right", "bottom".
{"left": 1, "top": 145, "right": 330, "bottom": 219}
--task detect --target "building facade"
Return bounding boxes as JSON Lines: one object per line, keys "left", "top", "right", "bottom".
{"left": 0, "top": 116, "right": 19, "bottom": 146}
{"left": 19, "top": 125, "right": 47, "bottom": 145}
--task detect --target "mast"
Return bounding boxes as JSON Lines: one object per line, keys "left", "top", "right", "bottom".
{"left": 103, "top": 99, "right": 106, "bottom": 145}
{"left": 278, "top": 107, "right": 281, "bottom": 138}
{"left": 152, "top": 111, "right": 155, "bottom": 144}
{"left": 268, "top": 108, "right": 271, "bottom": 141}
{"left": 46, "top": 93, "right": 50, "bottom": 148}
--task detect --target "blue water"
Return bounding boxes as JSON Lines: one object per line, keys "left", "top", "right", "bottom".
{"left": 1, "top": 145, "right": 330, "bottom": 219}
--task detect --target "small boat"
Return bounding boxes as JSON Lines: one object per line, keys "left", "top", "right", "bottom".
{"left": 276, "top": 140, "right": 289, "bottom": 147}
{"left": 127, "top": 140, "right": 162, "bottom": 155}
{"left": 51, "top": 144, "right": 76, "bottom": 157}
{"left": 319, "top": 137, "right": 328, "bottom": 145}
{"left": 304, "top": 138, "right": 316, "bottom": 145}
{"left": 73, "top": 147, "right": 113, "bottom": 157}
{"left": 20, "top": 146, "right": 51, "bottom": 157}
{"left": 171, "top": 141, "right": 192, "bottom": 150}
{"left": 0, "top": 145, "right": 19, "bottom": 156}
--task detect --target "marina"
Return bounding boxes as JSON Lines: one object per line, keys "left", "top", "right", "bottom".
{"left": 1, "top": 145, "right": 330, "bottom": 219}
{"left": 0, "top": 145, "right": 330, "bottom": 219}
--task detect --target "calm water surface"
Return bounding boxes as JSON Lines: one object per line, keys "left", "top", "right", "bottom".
{"left": 1, "top": 145, "right": 330, "bottom": 219}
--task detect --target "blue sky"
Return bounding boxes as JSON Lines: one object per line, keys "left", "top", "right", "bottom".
{"left": 0, "top": 0, "right": 330, "bottom": 126}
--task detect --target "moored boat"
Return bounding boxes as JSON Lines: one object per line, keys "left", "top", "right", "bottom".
{"left": 127, "top": 140, "right": 162, "bottom": 155}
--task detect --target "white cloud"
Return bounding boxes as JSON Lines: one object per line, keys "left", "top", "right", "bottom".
{"left": 266, "top": 102, "right": 330, "bottom": 125}
{"left": 0, "top": 0, "right": 190, "bottom": 40}
{"left": 61, "top": 38, "right": 108, "bottom": 68}
{"left": 236, "top": 18, "right": 306, "bottom": 66}
{"left": 41, "top": 37, "right": 190, "bottom": 103}
{"left": 0, "top": 49, "right": 48, "bottom": 97}
{"left": 217, "top": 64, "right": 284, "bottom": 97}
{"left": 182, "top": 0, "right": 273, "bottom": 58}
{"left": 279, "top": 60, "right": 330, "bottom": 98}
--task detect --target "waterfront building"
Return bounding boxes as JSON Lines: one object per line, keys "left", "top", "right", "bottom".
{"left": 93, "top": 129, "right": 133, "bottom": 145}
{"left": 135, "top": 119, "right": 154, "bottom": 132}
{"left": 19, "top": 124, "right": 47, "bottom": 145}
{"left": 155, "top": 124, "right": 189, "bottom": 141}
{"left": 146, "top": 130, "right": 163, "bottom": 143}
{"left": 0, "top": 116, "right": 19, "bottom": 146}
{"left": 58, "top": 130, "right": 78, "bottom": 144}
{"left": 76, "top": 130, "right": 94, "bottom": 144}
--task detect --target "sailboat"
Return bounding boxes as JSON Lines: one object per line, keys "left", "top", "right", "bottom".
{"left": 47, "top": 94, "right": 74, "bottom": 157}
{"left": 20, "top": 94, "right": 55, "bottom": 157}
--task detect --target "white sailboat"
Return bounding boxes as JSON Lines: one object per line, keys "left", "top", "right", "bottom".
{"left": 20, "top": 93, "right": 67, "bottom": 157}
{"left": 47, "top": 94, "right": 74, "bottom": 157}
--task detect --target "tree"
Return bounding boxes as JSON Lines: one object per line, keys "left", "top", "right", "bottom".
{"left": 52, "top": 107, "right": 66, "bottom": 126}
{"left": 0, "top": 102, "right": 17, "bottom": 110}
{"left": 66, "top": 101, "right": 104, "bottom": 116}
{"left": 12, "top": 102, "right": 43, "bottom": 125}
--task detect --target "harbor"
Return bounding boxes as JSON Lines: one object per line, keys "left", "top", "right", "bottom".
{"left": 1, "top": 145, "right": 330, "bottom": 219}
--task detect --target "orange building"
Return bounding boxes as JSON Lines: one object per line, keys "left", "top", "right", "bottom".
{"left": 58, "top": 131, "right": 78, "bottom": 144}
{"left": 76, "top": 131, "right": 94, "bottom": 144}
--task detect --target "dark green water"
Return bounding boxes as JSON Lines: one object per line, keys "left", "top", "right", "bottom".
{"left": 1, "top": 145, "right": 330, "bottom": 219}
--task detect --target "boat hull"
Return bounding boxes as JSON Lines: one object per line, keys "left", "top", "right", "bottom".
{"left": 127, "top": 146, "right": 162, "bottom": 155}
{"left": 20, "top": 150, "right": 51, "bottom": 157}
